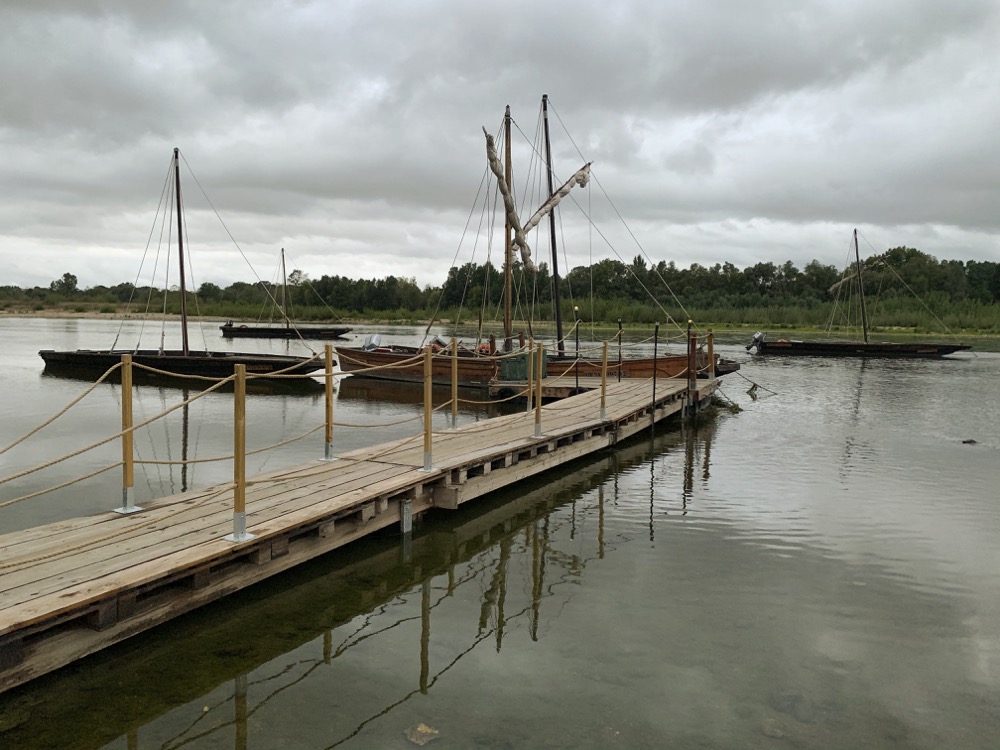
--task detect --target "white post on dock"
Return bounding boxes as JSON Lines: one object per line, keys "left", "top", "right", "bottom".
{"left": 451, "top": 336, "right": 459, "bottom": 429}
{"left": 534, "top": 342, "right": 544, "bottom": 437}
{"left": 421, "top": 346, "right": 434, "bottom": 471}
{"left": 226, "top": 364, "right": 255, "bottom": 542}
{"left": 600, "top": 341, "right": 608, "bottom": 420}
{"left": 322, "top": 344, "right": 336, "bottom": 460}
{"left": 114, "top": 354, "right": 142, "bottom": 514}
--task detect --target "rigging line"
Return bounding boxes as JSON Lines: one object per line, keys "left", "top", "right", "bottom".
{"left": 281, "top": 249, "right": 345, "bottom": 323}
{"left": 113, "top": 154, "right": 175, "bottom": 350}
{"left": 879, "top": 256, "right": 959, "bottom": 335}
{"left": 549, "top": 101, "right": 689, "bottom": 332}
{"left": 560, "top": 187, "right": 684, "bottom": 328}
{"left": 174, "top": 150, "right": 282, "bottom": 301}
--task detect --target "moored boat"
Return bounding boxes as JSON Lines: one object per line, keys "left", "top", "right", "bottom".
{"left": 38, "top": 149, "right": 327, "bottom": 381}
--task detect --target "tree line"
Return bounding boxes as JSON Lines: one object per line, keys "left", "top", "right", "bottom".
{"left": 4, "top": 247, "right": 999, "bottom": 331}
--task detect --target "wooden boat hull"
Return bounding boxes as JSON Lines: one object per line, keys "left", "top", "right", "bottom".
{"left": 560, "top": 351, "right": 734, "bottom": 379}
{"left": 336, "top": 346, "right": 500, "bottom": 386}
{"left": 38, "top": 349, "right": 327, "bottom": 379}
{"left": 220, "top": 323, "right": 352, "bottom": 340}
{"left": 338, "top": 346, "right": 738, "bottom": 388}
{"left": 756, "top": 340, "right": 971, "bottom": 358}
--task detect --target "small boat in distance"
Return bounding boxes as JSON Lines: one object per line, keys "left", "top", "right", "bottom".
{"left": 39, "top": 149, "right": 327, "bottom": 381}
{"left": 220, "top": 248, "right": 352, "bottom": 340}
{"left": 746, "top": 229, "right": 971, "bottom": 358}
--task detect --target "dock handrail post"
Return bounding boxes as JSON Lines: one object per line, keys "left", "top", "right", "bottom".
{"left": 114, "top": 353, "right": 141, "bottom": 514}
{"left": 600, "top": 340, "right": 608, "bottom": 420}
{"left": 526, "top": 337, "right": 534, "bottom": 412}
{"left": 574, "top": 306, "right": 580, "bottom": 392}
{"left": 323, "top": 344, "right": 336, "bottom": 460}
{"left": 226, "top": 364, "right": 255, "bottom": 542}
{"left": 451, "top": 336, "right": 458, "bottom": 428}
{"left": 651, "top": 322, "right": 659, "bottom": 429}
{"left": 534, "top": 342, "right": 544, "bottom": 437}
{"left": 421, "top": 346, "right": 434, "bottom": 471}
{"left": 617, "top": 317, "right": 623, "bottom": 382}
{"left": 687, "top": 320, "right": 697, "bottom": 393}
{"left": 707, "top": 329, "right": 715, "bottom": 379}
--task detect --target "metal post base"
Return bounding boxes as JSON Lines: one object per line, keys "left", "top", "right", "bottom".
{"left": 113, "top": 487, "right": 142, "bottom": 515}
{"left": 224, "top": 512, "right": 257, "bottom": 543}
{"left": 319, "top": 442, "right": 338, "bottom": 462}
{"left": 419, "top": 451, "right": 434, "bottom": 472}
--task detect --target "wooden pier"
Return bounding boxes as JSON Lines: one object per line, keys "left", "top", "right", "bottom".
{"left": 0, "top": 370, "right": 716, "bottom": 693}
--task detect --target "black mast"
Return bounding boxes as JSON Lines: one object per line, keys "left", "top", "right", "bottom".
{"left": 853, "top": 228, "right": 869, "bottom": 344}
{"left": 173, "top": 148, "right": 190, "bottom": 356}
{"left": 542, "top": 94, "right": 565, "bottom": 356}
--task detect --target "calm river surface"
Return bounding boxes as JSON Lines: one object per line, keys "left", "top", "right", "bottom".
{"left": 1, "top": 318, "right": 998, "bottom": 749}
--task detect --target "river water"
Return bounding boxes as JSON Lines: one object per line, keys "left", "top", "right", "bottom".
{"left": 1, "top": 318, "right": 998, "bottom": 749}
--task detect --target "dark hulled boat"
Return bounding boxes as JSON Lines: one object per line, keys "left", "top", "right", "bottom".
{"left": 746, "top": 229, "right": 971, "bottom": 359}
{"left": 39, "top": 149, "right": 327, "bottom": 381}
{"left": 219, "top": 248, "right": 351, "bottom": 341}
{"left": 220, "top": 322, "right": 352, "bottom": 340}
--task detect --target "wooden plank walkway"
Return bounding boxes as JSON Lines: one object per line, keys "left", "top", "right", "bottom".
{"left": 0, "top": 375, "right": 716, "bottom": 692}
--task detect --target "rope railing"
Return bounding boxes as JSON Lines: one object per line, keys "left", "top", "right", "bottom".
{"left": 3, "top": 330, "right": 719, "bottom": 548}
{"left": 0, "top": 361, "right": 122, "bottom": 456}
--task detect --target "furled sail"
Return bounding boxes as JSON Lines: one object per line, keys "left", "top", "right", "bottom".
{"left": 483, "top": 128, "right": 535, "bottom": 270}
{"left": 483, "top": 129, "right": 593, "bottom": 272}
{"left": 522, "top": 163, "right": 591, "bottom": 234}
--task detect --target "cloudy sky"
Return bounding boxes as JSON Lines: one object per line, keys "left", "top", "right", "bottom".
{"left": 2, "top": 0, "right": 998, "bottom": 292}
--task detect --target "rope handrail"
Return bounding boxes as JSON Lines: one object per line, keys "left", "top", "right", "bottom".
{"left": 0, "top": 461, "right": 123, "bottom": 509}
{"left": 0, "top": 372, "right": 235, "bottom": 486}
{"left": 0, "top": 362, "right": 122, "bottom": 456}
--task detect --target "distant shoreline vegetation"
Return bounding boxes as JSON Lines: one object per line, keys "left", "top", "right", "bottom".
{"left": 3, "top": 248, "right": 998, "bottom": 334}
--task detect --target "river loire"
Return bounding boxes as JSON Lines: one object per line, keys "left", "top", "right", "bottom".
{"left": 1, "top": 318, "right": 997, "bottom": 749}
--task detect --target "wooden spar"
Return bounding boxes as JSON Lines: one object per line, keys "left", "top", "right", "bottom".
{"left": 281, "top": 248, "right": 290, "bottom": 329}
{"left": 503, "top": 106, "right": 513, "bottom": 352}
{"left": 173, "top": 148, "right": 190, "bottom": 356}
{"left": 542, "top": 94, "right": 565, "bottom": 356}
{"left": 854, "top": 228, "right": 870, "bottom": 344}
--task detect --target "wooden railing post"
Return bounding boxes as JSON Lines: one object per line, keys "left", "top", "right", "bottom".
{"left": 707, "top": 329, "right": 715, "bottom": 378}
{"left": 451, "top": 336, "right": 458, "bottom": 428}
{"left": 323, "top": 344, "right": 336, "bottom": 460}
{"left": 534, "top": 342, "right": 544, "bottom": 437}
{"left": 421, "top": 346, "right": 434, "bottom": 471}
{"left": 651, "top": 322, "right": 660, "bottom": 429}
{"left": 600, "top": 340, "right": 608, "bottom": 420}
{"left": 526, "top": 337, "right": 534, "bottom": 412}
{"left": 226, "top": 364, "right": 254, "bottom": 542}
{"left": 114, "top": 354, "right": 141, "bottom": 514}
{"left": 687, "top": 320, "right": 697, "bottom": 393}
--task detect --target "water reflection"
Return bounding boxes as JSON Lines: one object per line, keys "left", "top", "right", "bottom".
{"left": 1, "top": 424, "right": 708, "bottom": 749}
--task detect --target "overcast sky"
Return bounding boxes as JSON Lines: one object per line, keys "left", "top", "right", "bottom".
{"left": 2, "top": 0, "right": 998, "bottom": 292}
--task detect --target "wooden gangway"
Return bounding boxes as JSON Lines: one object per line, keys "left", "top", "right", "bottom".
{"left": 0, "top": 342, "right": 718, "bottom": 693}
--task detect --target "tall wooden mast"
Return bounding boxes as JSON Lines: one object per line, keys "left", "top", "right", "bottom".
{"left": 281, "top": 248, "right": 290, "bottom": 328}
{"left": 503, "top": 106, "right": 513, "bottom": 352}
{"left": 173, "top": 148, "right": 190, "bottom": 356}
{"left": 542, "top": 94, "right": 565, "bottom": 356}
{"left": 853, "top": 228, "right": 869, "bottom": 343}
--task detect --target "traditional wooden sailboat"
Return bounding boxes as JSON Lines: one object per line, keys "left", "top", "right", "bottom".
{"left": 746, "top": 229, "right": 971, "bottom": 358}
{"left": 39, "top": 149, "right": 328, "bottom": 380}
{"left": 337, "top": 98, "right": 736, "bottom": 387}
{"left": 219, "top": 248, "right": 351, "bottom": 340}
